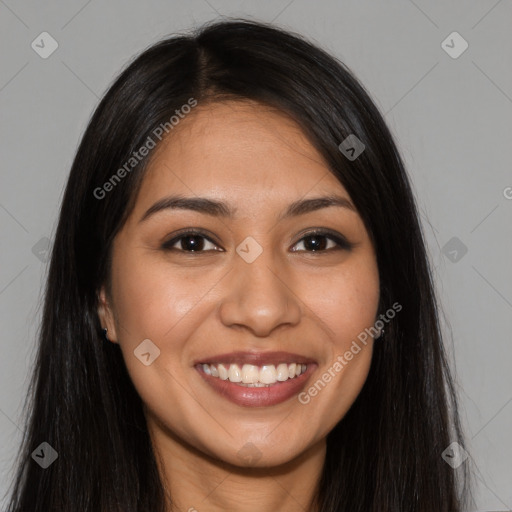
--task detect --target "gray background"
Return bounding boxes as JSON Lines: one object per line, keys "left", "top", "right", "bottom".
{"left": 1, "top": 1, "right": 511, "bottom": 510}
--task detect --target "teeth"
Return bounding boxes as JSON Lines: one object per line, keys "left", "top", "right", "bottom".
{"left": 218, "top": 363, "right": 229, "bottom": 380}
{"left": 241, "top": 364, "right": 259, "bottom": 383}
{"left": 201, "top": 362, "right": 307, "bottom": 384}
{"left": 228, "top": 364, "right": 242, "bottom": 382}
{"left": 276, "top": 363, "right": 289, "bottom": 381}
{"left": 259, "top": 365, "right": 276, "bottom": 384}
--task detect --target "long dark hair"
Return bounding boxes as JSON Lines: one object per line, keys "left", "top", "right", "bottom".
{"left": 5, "top": 18, "right": 471, "bottom": 511}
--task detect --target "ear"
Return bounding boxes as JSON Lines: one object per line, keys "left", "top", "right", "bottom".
{"left": 97, "top": 285, "right": 118, "bottom": 343}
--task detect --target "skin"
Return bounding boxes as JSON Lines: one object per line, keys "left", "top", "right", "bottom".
{"left": 98, "top": 100, "right": 381, "bottom": 512}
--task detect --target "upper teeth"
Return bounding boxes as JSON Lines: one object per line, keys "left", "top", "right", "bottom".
{"left": 201, "top": 363, "right": 307, "bottom": 385}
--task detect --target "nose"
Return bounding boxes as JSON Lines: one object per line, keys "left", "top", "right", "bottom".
{"left": 217, "top": 249, "right": 301, "bottom": 337}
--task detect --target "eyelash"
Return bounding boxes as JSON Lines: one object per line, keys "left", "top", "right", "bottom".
{"left": 161, "top": 228, "right": 354, "bottom": 254}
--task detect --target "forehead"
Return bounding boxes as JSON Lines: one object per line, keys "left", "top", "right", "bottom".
{"left": 134, "top": 100, "right": 350, "bottom": 214}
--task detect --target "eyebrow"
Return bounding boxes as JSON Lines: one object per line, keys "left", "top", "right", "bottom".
{"left": 139, "top": 194, "right": 356, "bottom": 224}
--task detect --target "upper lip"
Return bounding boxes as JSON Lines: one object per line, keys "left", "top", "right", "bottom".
{"left": 194, "top": 351, "right": 317, "bottom": 367}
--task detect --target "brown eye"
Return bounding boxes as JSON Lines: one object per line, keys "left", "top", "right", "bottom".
{"left": 291, "top": 230, "right": 353, "bottom": 253}
{"left": 161, "top": 228, "right": 353, "bottom": 254}
{"left": 162, "top": 230, "right": 221, "bottom": 252}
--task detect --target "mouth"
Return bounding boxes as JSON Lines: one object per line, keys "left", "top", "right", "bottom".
{"left": 194, "top": 351, "right": 317, "bottom": 407}
{"left": 198, "top": 361, "right": 308, "bottom": 386}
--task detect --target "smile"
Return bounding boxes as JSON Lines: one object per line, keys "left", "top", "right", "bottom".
{"left": 200, "top": 362, "right": 308, "bottom": 386}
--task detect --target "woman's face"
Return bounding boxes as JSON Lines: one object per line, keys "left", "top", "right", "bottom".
{"left": 99, "top": 100, "right": 380, "bottom": 468}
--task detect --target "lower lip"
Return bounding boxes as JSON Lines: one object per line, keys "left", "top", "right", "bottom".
{"left": 195, "top": 364, "right": 317, "bottom": 407}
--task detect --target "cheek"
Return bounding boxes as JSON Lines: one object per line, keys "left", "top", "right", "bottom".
{"left": 294, "top": 253, "right": 379, "bottom": 417}
{"left": 109, "top": 250, "right": 223, "bottom": 397}
{"left": 108, "top": 254, "right": 203, "bottom": 409}
{"left": 110, "top": 253, "right": 204, "bottom": 339}
{"left": 303, "top": 256, "right": 380, "bottom": 347}
{"left": 295, "top": 271, "right": 379, "bottom": 438}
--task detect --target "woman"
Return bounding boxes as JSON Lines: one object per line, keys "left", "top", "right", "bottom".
{"left": 5, "top": 19, "right": 471, "bottom": 511}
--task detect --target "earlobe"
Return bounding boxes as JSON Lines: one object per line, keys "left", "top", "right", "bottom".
{"left": 97, "top": 285, "right": 118, "bottom": 343}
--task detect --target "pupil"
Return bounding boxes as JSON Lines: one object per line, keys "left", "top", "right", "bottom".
{"left": 179, "top": 235, "right": 327, "bottom": 252}
{"left": 183, "top": 235, "right": 203, "bottom": 251}
{"left": 305, "top": 235, "right": 325, "bottom": 251}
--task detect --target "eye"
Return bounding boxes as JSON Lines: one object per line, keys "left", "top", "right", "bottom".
{"left": 162, "top": 229, "right": 222, "bottom": 253}
{"left": 291, "top": 229, "right": 353, "bottom": 253}
{"left": 162, "top": 228, "right": 353, "bottom": 254}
